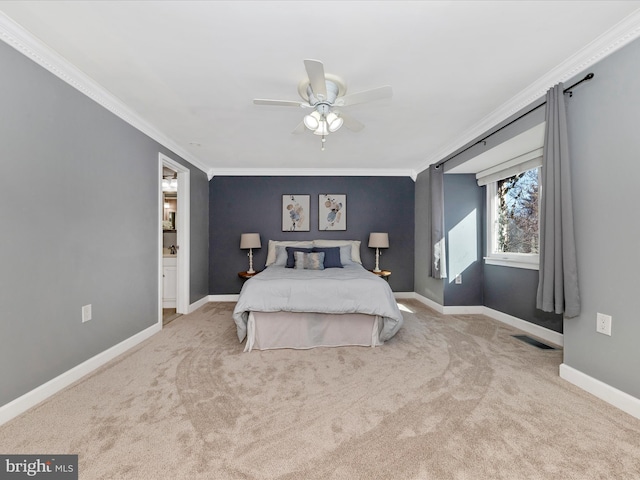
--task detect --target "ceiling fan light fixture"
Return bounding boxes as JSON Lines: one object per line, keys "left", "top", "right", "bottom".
{"left": 303, "top": 111, "right": 321, "bottom": 130}
{"left": 326, "top": 112, "right": 343, "bottom": 132}
{"left": 313, "top": 120, "right": 328, "bottom": 136}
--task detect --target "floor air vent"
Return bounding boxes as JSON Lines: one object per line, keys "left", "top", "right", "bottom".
{"left": 512, "top": 335, "right": 556, "bottom": 350}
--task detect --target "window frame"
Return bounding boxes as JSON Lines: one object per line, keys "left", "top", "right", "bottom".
{"left": 481, "top": 153, "right": 542, "bottom": 271}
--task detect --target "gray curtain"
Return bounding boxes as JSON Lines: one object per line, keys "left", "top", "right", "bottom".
{"left": 429, "top": 164, "right": 447, "bottom": 279}
{"left": 536, "top": 83, "right": 581, "bottom": 317}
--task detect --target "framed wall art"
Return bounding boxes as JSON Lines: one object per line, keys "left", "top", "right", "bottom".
{"left": 282, "top": 194, "right": 310, "bottom": 231}
{"left": 319, "top": 194, "right": 346, "bottom": 231}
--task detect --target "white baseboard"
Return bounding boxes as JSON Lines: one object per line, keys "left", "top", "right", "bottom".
{"left": 0, "top": 323, "right": 161, "bottom": 427}
{"left": 412, "top": 292, "right": 445, "bottom": 313}
{"left": 560, "top": 364, "right": 640, "bottom": 420}
{"left": 443, "top": 305, "right": 485, "bottom": 315}
{"left": 208, "top": 294, "right": 240, "bottom": 302}
{"left": 189, "top": 295, "right": 210, "bottom": 313}
{"left": 410, "top": 294, "right": 640, "bottom": 419}
{"left": 481, "top": 306, "right": 563, "bottom": 347}
{"left": 410, "top": 294, "right": 563, "bottom": 347}
{"left": 393, "top": 291, "right": 415, "bottom": 299}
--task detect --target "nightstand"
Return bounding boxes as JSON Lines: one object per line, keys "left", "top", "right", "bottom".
{"left": 369, "top": 269, "right": 391, "bottom": 281}
{"left": 238, "top": 270, "right": 261, "bottom": 280}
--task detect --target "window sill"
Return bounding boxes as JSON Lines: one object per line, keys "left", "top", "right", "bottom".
{"left": 484, "top": 256, "right": 539, "bottom": 270}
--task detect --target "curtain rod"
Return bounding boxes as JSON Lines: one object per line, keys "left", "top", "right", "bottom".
{"left": 435, "top": 73, "right": 595, "bottom": 169}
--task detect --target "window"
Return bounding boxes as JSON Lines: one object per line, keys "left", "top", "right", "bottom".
{"left": 478, "top": 150, "right": 542, "bottom": 270}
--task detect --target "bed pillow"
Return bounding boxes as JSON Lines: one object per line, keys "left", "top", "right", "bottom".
{"left": 294, "top": 251, "right": 325, "bottom": 270}
{"left": 338, "top": 245, "right": 355, "bottom": 266}
{"left": 312, "top": 247, "right": 342, "bottom": 268}
{"left": 266, "top": 240, "right": 313, "bottom": 266}
{"left": 285, "top": 246, "right": 313, "bottom": 268}
{"left": 272, "top": 245, "right": 289, "bottom": 266}
{"left": 293, "top": 251, "right": 305, "bottom": 270}
{"left": 312, "top": 240, "right": 362, "bottom": 264}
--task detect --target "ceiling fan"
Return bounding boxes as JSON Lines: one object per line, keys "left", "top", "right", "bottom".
{"left": 253, "top": 59, "right": 392, "bottom": 150}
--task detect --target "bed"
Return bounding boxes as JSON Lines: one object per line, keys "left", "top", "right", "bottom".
{"left": 232, "top": 240, "right": 404, "bottom": 352}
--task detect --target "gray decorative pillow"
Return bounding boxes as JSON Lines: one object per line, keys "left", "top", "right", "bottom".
{"left": 294, "top": 251, "right": 306, "bottom": 270}
{"left": 294, "top": 251, "right": 325, "bottom": 270}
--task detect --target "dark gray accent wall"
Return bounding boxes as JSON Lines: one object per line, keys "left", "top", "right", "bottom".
{"left": 443, "top": 174, "right": 484, "bottom": 307}
{"left": 0, "top": 40, "right": 208, "bottom": 407}
{"left": 484, "top": 266, "right": 562, "bottom": 332}
{"left": 561, "top": 36, "right": 640, "bottom": 398}
{"left": 188, "top": 170, "right": 210, "bottom": 304}
{"left": 209, "top": 176, "right": 414, "bottom": 294}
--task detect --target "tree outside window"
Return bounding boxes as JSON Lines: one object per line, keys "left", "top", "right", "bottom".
{"left": 496, "top": 168, "right": 539, "bottom": 254}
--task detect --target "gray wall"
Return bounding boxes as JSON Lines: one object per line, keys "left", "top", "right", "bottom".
{"left": 414, "top": 166, "right": 562, "bottom": 331}
{"left": 0, "top": 40, "right": 209, "bottom": 407}
{"left": 483, "top": 266, "right": 562, "bottom": 332}
{"left": 443, "top": 174, "right": 484, "bottom": 307}
{"left": 209, "top": 176, "right": 415, "bottom": 294}
{"left": 562, "top": 37, "right": 640, "bottom": 398}
{"left": 414, "top": 35, "right": 640, "bottom": 400}
{"left": 414, "top": 168, "right": 444, "bottom": 304}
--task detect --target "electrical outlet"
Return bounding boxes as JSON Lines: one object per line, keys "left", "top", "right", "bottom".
{"left": 455, "top": 274, "right": 462, "bottom": 284}
{"left": 596, "top": 313, "right": 612, "bottom": 336}
{"left": 82, "top": 304, "right": 92, "bottom": 323}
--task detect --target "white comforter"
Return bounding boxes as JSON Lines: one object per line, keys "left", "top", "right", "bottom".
{"left": 232, "top": 264, "right": 404, "bottom": 343}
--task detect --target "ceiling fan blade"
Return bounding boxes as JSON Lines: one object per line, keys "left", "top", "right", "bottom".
{"left": 339, "top": 112, "right": 365, "bottom": 132}
{"left": 292, "top": 122, "right": 306, "bottom": 134}
{"left": 253, "top": 99, "right": 308, "bottom": 107}
{"left": 304, "top": 59, "right": 327, "bottom": 100}
{"left": 335, "top": 85, "right": 393, "bottom": 107}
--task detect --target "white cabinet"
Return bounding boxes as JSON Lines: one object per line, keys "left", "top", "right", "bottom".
{"left": 163, "top": 256, "right": 177, "bottom": 308}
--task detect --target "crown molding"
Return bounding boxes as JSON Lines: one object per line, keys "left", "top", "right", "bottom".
{"left": 4, "top": 7, "right": 639, "bottom": 180}
{"left": 0, "top": 11, "right": 211, "bottom": 176}
{"left": 209, "top": 167, "right": 415, "bottom": 179}
{"left": 415, "top": 8, "right": 640, "bottom": 175}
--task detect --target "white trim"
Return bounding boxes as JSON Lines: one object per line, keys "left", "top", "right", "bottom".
{"left": 0, "top": 11, "right": 211, "bottom": 178}
{"left": 159, "top": 154, "right": 190, "bottom": 316}
{"left": 412, "top": 292, "right": 445, "bottom": 314}
{"left": 189, "top": 295, "right": 210, "bottom": 313}
{"left": 442, "top": 305, "right": 484, "bottom": 315}
{"left": 0, "top": 323, "right": 161, "bottom": 426}
{"left": 484, "top": 256, "right": 540, "bottom": 271}
{"left": 209, "top": 294, "right": 241, "bottom": 302}
{"left": 560, "top": 364, "right": 640, "bottom": 420}
{"left": 392, "top": 292, "right": 416, "bottom": 299}
{"left": 410, "top": 293, "right": 563, "bottom": 347}
{"left": 415, "top": 9, "right": 640, "bottom": 174}
{"left": 2, "top": 9, "right": 640, "bottom": 179}
{"left": 482, "top": 306, "right": 563, "bottom": 347}
{"left": 210, "top": 168, "right": 415, "bottom": 178}
{"left": 476, "top": 149, "right": 543, "bottom": 186}
{"left": 484, "top": 170, "right": 541, "bottom": 269}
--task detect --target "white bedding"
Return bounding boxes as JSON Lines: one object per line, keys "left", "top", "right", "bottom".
{"left": 246, "top": 311, "right": 382, "bottom": 352}
{"left": 232, "top": 263, "right": 404, "bottom": 349}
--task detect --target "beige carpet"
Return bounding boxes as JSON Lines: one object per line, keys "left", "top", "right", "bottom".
{"left": 1, "top": 300, "right": 639, "bottom": 479}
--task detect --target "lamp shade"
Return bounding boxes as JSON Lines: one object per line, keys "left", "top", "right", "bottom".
{"left": 240, "top": 233, "right": 261, "bottom": 249}
{"left": 368, "top": 232, "right": 389, "bottom": 248}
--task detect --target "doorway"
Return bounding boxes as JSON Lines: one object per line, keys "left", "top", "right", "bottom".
{"left": 158, "top": 153, "right": 190, "bottom": 326}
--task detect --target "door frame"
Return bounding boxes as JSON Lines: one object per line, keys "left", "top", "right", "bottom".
{"left": 158, "top": 153, "right": 190, "bottom": 324}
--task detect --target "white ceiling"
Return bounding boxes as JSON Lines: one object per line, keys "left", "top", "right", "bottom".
{"left": 2, "top": 1, "right": 640, "bottom": 178}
